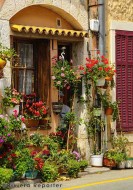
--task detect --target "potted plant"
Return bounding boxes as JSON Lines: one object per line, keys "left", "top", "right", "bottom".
{"left": 41, "top": 163, "right": 58, "bottom": 182}
{"left": 0, "top": 43, "right": 17, "bottom": 69}
{"left": 83, "top": 54, "right": 116, "bottom": 85}
{"left": 67, "top": 159, "right": 80, "bottom": 178}
{"left": 0, "top": 115, "right": 13, "bottom": 146}
{"left": 2, "top": 87, "right": 22, "bottom": 116}
{"left": 104, "top": 135, "right": 129, "bottom": 169}
{"left": 51, "top": 56, "right": 81, "bottom": 91}
{"left": 0, "top": 168, "right": 13, "bottom": 189}
{"left": 26, "top": 133, "right": 45, "bottom": 152}
{"left": 100, "top": 93, "right": 119, "bottom": 121}
{"left": 23, "top": 97, "right": 47, "bottom": 128}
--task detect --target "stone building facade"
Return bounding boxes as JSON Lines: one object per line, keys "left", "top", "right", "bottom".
{"left": 0, "top": 0, "right": 90, "bottom": 160}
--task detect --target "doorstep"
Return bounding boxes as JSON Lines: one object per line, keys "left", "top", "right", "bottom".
{"left": 78, "top": 166, "right": 111, "bottom": 177}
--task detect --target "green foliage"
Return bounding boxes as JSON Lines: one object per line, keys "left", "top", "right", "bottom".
{"left": 52, "top": 57, "right": 81, "bottom": 91}
{"left": 67, "top": 159, "right": 80, "bottom": 178}
{"left": 2, "top": 87, "right": 22, "bottom": 107}
{"left": 29, "top": 133, "right": 44, "bottom": 147}
{"left": 0, "top": 43, "right": 17, "bottom": 61}
{"left": 0, "top": 116, "right": 12, "bottom": 143}
{"left": 79, "top": 160, "right": 88, "bottom": 171}
{"left": 111, "top": 135, "right": 129, "bottom": 153}
{"left": 41, "top": 164, "right": 58, "bottom": 182}
{"left": 99, "top": 93, "right": 119, "bottom": 121}
{"left": 14, "top": 148, "right": 35, "bottom": 179}
{"left": 0, "top": 168, "right": 13, "bottom": 189}
{"left": 104, "top": 149, "right": 127, "bottom": 164}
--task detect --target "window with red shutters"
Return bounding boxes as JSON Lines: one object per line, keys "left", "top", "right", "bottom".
{"left": 116, "top": 31, "right": 133, "bottom": 131}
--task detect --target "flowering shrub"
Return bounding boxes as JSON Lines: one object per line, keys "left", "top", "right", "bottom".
{"left": 52, "top": 56, "right": 81, "bottom": 90}
{"left": 0, "top": 115, "right": 12, "bottom": 144}
{"left": 78, "top": 53, "right": 116, "bottom": 83}
{"left": 9, "top": 110, "right": 25, "bottom": 130}
{"left": 49, "top": 131, "right": 65, "bottom": 149}
{"left": 2, "top": 87, "right": 22, "bottom": 107}
{"left": 24, "top": 99, "right": 47, "bottom": 119}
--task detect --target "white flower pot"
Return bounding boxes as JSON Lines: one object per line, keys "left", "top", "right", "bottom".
{"left": 91, "top": 154, "right": 103, "bottom": 167}
{"left": 0, "top": 78, "right": 8, "bottom": 96}
{"left": 117, "top": 161, "right": 126, "bottom": 169}
{"left": 96, "top": 78, "right": 105, "bottom": 86}
{"left": 125, "top": 158, "right": 133, "bottom": 168}
{"left": 6, "top": 105, "right": 20, "bottom": 116}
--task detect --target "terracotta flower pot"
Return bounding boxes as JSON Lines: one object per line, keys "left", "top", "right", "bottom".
{"left": 24, "top": 119, "right": 39, "bottom": 128}
{"left": 105, "top": 76, "right": 113, "bottom": 81}
{"left": 0, "top": 58, "right": 6, "bottom": 69}
{"left": 103, "top": 157, "right": 116, "bottom": 168}
{"left": 105, "top": 107, "right": 113, "bottom": 115}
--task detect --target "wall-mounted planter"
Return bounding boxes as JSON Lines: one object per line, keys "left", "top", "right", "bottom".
{"left": 96, "top": 78, "right": 105, "bottom": 87}
{"left": 52, "top": 102, "right": 63, "bottom": 114}
{"left": 105, "top": 107, "right": 113, "bottom": 115}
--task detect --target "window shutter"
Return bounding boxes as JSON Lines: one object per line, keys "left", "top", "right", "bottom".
{"left": 116, "top": 31, "right": 133, "bottom": 131}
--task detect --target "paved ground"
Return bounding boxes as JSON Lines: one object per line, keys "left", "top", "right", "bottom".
{"left": 7, "top": 167, "right": 133, "bottom": 190}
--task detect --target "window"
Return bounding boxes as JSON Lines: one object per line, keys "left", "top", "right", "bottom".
{"left": 116, "top": 31, "right": 133, "bottom": 131}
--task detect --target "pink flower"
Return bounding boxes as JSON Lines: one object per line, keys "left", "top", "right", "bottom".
{"left": 61, "top": 73, "right": 65, "bottom": 77}
{"left": 52, "top": 76, "right": 56, "bottom": 80}
{"left": 57, "top": 81, "right": 61, "bottom": 84}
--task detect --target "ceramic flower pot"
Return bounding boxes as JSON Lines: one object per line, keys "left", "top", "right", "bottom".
{"left": 96, "top": 78, "right": 105, "bottom": 87}
{"left": 6, "top": 105, "right": 20, "bottom": 116}
{"left": 25, "top": 170, "right": 38, "bottom": 179}
{"left": 0, "top": 58, "right": 6, "bottom": 69}
{"left": 91, "top": 154, "right": 103, "bottom": 167}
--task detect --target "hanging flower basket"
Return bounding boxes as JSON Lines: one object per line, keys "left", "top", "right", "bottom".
{"left": 52, "top": 102, "right": 63, "bottom": 114}
{"left": 96, "top": 78, "right": 105, "bottom": 87}
{"left": 105, "top": 107, "right": 113, "bottom": 115}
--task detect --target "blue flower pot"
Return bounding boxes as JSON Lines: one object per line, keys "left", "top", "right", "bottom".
{"left": 25, "top": 170, "right": 38, "bottom": 179}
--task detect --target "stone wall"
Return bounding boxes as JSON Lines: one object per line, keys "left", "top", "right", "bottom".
{"left": 106, "top": 0, "right": 133, "bottom": 157}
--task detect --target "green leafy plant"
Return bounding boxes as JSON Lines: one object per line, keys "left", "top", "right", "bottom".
{"left": 67, "top": 159, "right": 80, "bottom": 178}
{"left": 100, "top": 93, "right": 119, "bottom": 121}
{"left": 28, "top": 133, "right": 45, "bottom": 147}
{"left": 0, "top": 115, "right": 12, "bottom": 144}
{"left": 41, "top": 163, "right": 58, "bottom": 182}
{"left": 79, "top": 160, "right": 88, "bottom": 171}
{"left": 0, "top": 168, "right": 13, "bottom": 189}
{"left": 2, "top": 87, "right": 22, "bottom": 108}
{"left": 0, "top": 43, "right": 17, "bottom": 61}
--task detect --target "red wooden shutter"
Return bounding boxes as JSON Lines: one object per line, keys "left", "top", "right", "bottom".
{"left": 116, "top": 31, "right": 133, "bottom": 131}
